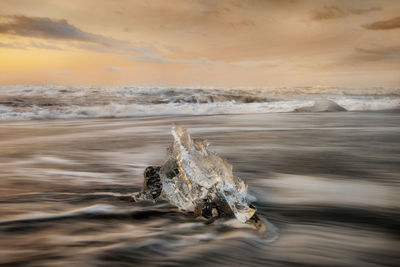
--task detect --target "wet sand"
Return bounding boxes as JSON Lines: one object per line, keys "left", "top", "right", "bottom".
{"left": 0, "top": 112, "right": 399, "bottom": 266}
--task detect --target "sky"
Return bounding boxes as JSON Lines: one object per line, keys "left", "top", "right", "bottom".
{"left": 0, "top": 0, "right": 399, "bottom": 87}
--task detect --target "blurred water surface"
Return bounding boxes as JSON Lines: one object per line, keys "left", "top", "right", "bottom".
{"left": 0, "top": 112, "right": 399, "bottom": 266}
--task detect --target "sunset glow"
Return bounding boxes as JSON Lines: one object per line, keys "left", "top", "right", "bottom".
{"left": 1, "top": 0, "right": 399, "bottom": 87}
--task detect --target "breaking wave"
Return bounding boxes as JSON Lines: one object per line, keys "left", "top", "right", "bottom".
{"left": 0, "top": 85, "right": 399, "bottom": 120}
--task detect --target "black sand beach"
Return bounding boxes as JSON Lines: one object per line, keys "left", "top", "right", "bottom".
{"left": 0, "top": 112, "right": 399, "bottom": 266}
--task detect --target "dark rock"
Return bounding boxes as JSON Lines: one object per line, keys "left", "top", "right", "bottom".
{"left": 135, "top": 166, "right": 162, "bottom": 200}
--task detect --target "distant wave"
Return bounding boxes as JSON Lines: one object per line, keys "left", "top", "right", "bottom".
{"left": 0, "top": 85, "right": 399, "bottom": 120}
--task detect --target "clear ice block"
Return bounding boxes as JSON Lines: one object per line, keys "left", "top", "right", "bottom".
{"left": 160, "top": 125, "right": 256, "bottom": 223}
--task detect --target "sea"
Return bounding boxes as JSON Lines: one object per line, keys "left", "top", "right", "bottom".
{"left": 0, "top": 86, "right": 399, "bottom": 266}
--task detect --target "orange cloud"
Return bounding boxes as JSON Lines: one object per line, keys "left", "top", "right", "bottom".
{"left": 311, "top": 5, "right": 380, "bottom": 21}
{"left": 362, "top": 16, "right": 400, "bottom": 30}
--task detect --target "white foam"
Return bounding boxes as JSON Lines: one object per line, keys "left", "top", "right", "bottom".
{"left": 0, "top": 85, "right": 398, "bottom": 121}
{"left": 0, "top": 101, "right": 315, "bottom": 120}
{"left": 0, "top": 204, "right": 119, "bottom": 224}
{"left": 334, "top": 97, "right": 400, "bottom": 111}
{"left": 38, "top": 156, "right": 77, "bottom": 165}
{"left": 257, "top": 173, "right": 400, "bottom": 208}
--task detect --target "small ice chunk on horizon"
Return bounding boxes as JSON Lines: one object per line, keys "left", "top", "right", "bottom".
{"left": 295, "top": 99, "right": 347, "bottom": 112}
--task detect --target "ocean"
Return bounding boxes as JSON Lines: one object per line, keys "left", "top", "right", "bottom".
{"left": 0, "top": 85, "right": 399, "bottom": 120}
{"left": 0, "top": 86, "right": 399, "bottom": 266}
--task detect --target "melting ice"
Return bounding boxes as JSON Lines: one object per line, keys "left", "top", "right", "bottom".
{"left": 135, "top": 125, "right": 257, "bottom": 223}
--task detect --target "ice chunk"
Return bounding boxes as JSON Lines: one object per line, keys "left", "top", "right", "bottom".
{"left": 295, "top": 99, "right": 347, "bottom": 112}
{"left": 159, "top": 125, "right": 256, "bottom": 223}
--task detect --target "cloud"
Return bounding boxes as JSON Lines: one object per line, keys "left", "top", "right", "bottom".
{"left": 362, "top": 16, "right": 400, "bottom": 30}
{"left": 29, "top": 41, "right": 63, "bottom": 50}
{"left": 229, "top": 19, "right": 256, "bottom": 28}
{"left": 319, "top": 45, "right": 400, "bottom": 68}
{"left": 0, "top": 15, "right": 215, "bottom": 66}
{"left": 40, "top": 70, "right": 70, "bottom": 75}
{"left": 54, "top": 71, "right": 69, "bottom": 75}
{"left": 0, "top": 40, "right": 62, "bottom": 50}
{"left": 163, "top": 45, "right": 185, "bottom": 53}
{"left": 103, "top": 66, "right": 123, "bottom": 72}
{"left": 130, "top": 51, "right": 279, "bottom": 67}
{"left": 130, "top": 52, "right": 215, "bottom": 65}
{"left": 228, "top": 59, "right": 278, "bottom": 68}
{"left": 311, "top": 5, "right": 381, "bottom": 21}
{"left": 0, "top": 41, "right": 26, "bottom": 49}
{"left": 300, "top": 44, "right": 400, "bottom": 71}
{"left": 0, "top": 15, "right": 105, "bottom": 42}
{"left": 355, "top": 45, "right": 400, "bottom": 60}
{"left": 0, "top": 15, "right": 148, "bottom": 52}
{"left": 0, "top": 15, "right": 139, "bottom": 50}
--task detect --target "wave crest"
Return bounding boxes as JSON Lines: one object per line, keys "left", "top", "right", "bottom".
{"left": 0, "top": 85, "right": 399, "bottom": 120}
